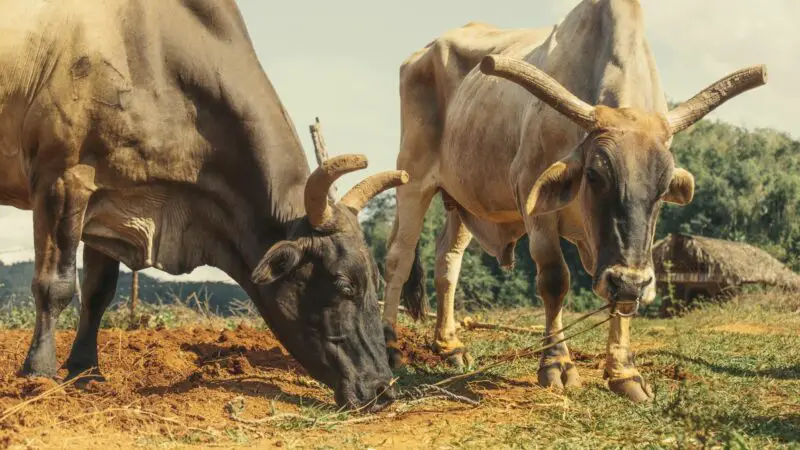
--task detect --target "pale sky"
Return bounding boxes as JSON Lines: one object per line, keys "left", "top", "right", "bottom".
{"left": 0, "top": 0, "right": 797, "bottom": 283}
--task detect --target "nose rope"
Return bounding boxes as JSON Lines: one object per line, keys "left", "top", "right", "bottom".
{"left": 609, "top": 292, "right": 641, "bottom": 318}
{"left": 432, "top": 303, "right": 615, "bottom": 387}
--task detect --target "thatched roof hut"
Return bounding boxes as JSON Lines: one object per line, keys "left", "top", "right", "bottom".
{"left": 652, "top": 233, "right": 800, "bottom": 290}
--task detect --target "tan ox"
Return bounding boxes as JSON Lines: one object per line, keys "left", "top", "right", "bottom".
{"left": 382, "top": 0, "right": 766, "bottom": 402}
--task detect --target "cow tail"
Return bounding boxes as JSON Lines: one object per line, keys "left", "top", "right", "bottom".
{"left": 401, "top": 242, "right": 428, "bottom": 321}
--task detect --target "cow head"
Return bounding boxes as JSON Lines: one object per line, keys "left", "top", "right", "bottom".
{"left": 252, "top": 155, "right": 407, "bottom": 411}
{"left": 481, "top": 55, "right": 766, "bottom": 312}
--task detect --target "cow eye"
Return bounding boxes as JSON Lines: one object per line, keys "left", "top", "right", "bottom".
{"left": 586, "top": 167, "right": 602, "bottom": 184}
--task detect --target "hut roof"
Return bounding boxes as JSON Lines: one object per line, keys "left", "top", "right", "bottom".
{"left": 652, "top": 233, "right": 800, "bottom": 289}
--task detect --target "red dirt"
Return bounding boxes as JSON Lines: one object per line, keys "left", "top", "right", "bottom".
{"left": 0, "top": 324, "right": 463, "bottom": 449}
{"left": 0, "top": 323, "right": 687, "bottom": 449}
{"left": 0, "top": 325, "right": 318, "bottom": 448}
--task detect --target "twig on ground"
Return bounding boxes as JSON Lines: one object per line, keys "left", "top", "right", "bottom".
{"left": 402, "top": 384, "right": 480, "bottom": 407}
{"left": 459, "top": 316, "right": 544, "bottom": 334}
{"left": 378, "top": 301, "right": 545, "bottom": 333}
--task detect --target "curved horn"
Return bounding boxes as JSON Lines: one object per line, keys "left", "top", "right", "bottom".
{"left": 305, "top": 154, "right": 368, "bottom": 227}
{"left": 340, "top": 170, "right": 410, "bottom": 212}
{"left": 480, "top": 54, "right": 596, "bottom": 130}
{"left": 666, "top": 65, "right": 767, "bottom": 135}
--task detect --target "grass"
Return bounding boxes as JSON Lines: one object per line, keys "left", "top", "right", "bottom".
{"left": 1, "top": 290, "right": 798, "bottom": 449}
{"left": 391, "top": 291, "right": 800, "bottom": 449}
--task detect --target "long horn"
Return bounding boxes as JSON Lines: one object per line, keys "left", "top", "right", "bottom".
{"left": 305, "top": 154, "right": 368, "bottom": 227}
{"left": 480, "top": 54, "right": 596, "bottom": 130}
{"left": 666, "top": 65, "right": 767, "bottom": 135}
{"left": 340, "top": 170, "right": 410, "bottom": 212}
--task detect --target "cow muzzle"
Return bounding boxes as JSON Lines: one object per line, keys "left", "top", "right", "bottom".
{"left": 335, "top": 375, "right": 396, "bottom": 412}
{"left": 594, "top": 266, "right": 656, "bottom": 315}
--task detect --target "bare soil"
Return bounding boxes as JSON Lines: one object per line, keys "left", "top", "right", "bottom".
{"left": 0, "top": 325, "right": 535, "bottom": 449}
{"left": 1, "top": 305, "right": 796, "bottom": 449}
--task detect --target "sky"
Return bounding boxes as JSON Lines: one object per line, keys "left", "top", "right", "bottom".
{"left": 0, "top": 0, "right": 797, "bottom": 283}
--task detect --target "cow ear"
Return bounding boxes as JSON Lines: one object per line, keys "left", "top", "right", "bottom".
{"left": 252, "top": 241, "right": 303, "bottom": 284}
{"left": 525, "top": 151, "right": 584, "bottom": 216}
{"left": 664, "top": 168, "right": 695, "bottom": 206}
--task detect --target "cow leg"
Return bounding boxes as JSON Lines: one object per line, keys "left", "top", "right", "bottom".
{"left": 64, "top": 246, "right": 120, "bottom": 382}
{"left": 382, "top": 182, "right": 435, "bottom": 368}
{"left": 529, "top": 219, "right": 581, "bottom": 389}
{"left": 21, "top": 177, "right": 90, "bottom": 377}
{"left": 432, "top": 211, "right": 473, "bottom": 369}
{"left": 605, "top": 315, "right": 654, "bottom": 402}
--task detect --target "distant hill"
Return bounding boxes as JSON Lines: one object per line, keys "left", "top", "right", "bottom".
{"left": 0, "top": 261, "right": 249, "bottom": 316}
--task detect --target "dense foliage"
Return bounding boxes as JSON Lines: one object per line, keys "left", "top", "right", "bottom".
{"left": 1, "top": 117, "right": 798, "bottom": 313}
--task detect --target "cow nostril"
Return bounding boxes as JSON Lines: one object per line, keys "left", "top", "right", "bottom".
{"left": 607, "top": 273, "right": 622, "bottom": 291}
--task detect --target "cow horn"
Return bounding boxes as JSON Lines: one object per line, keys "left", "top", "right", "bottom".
{"left": 666, "top": 65, "right": 767, "bottom": 135}
{"left": 340, "top": 170, "right": 410, "bottom": 212}
{"left": 480, "top": 54, "right": 596, "bottom": 131}
{"left": 305, "top": 154, "right": 368, "bottom": 227}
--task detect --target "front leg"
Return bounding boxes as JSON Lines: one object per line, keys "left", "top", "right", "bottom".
{"left": 22, "top": 174, "right": 90, "bottom": 377}
{"left": 432, "top": 211, "right": 473, "bottom": 369}
{"left": 529, "top": 219, "right": 581, "bottom": 389}
{"left": 382, "top": 182, "right": 436, "bottom": 368}
{"left": 605, "top": 314, "right": 653, "bottom": 402}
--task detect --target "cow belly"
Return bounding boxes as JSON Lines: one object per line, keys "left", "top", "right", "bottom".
{"left": 81, "top": 188, "right": 197, "bottom": 274}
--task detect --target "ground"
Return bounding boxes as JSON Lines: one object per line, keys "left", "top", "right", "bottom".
{"left": 0, "top": 291, "right": 798, "bottom": 449}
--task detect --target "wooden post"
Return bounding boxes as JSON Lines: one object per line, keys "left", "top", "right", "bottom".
{"left": 309, "top": 117, "right": 337, "bottom": 202}
{"left": 130, "top": 271, "right": 139, "bottom": 325}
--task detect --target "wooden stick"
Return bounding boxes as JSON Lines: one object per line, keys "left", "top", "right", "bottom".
{"left": 377, "top": 301, "right": 544, "bottom": 333}
{"left": 130, "top": 271, "right": 139, "bottom": 327}
{"left": 459, "top": 316, "right": 544, "bottom": 334}
{"left": 309, "top": 117, "right": 337, "bottom": 202}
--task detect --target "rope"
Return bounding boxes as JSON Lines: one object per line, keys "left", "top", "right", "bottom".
{"left": 433, "top": 305, "right": 613, "bottom": 387}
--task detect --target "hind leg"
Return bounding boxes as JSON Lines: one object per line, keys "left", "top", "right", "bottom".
{"left": 21, "top": 174, "right": 90, "bottom": 377}
{"left": 529, "top": 217, "right": 581, "bottom": 390}
{"left": 432, "top": 211, "right": 473, "bottom": 369}
{"left": 64, "top": 246, "right": 120, "bottom": 382}
{"left": 382, "top": 181, "right": 435, "bottom": 368}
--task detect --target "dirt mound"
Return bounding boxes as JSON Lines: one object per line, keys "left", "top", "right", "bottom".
{"left": 392, "top": 325, "right": 442, "bottom": 368}
{"left": 0, "top": 325, "right": 323, "bottom": 448}
{"left": 0, "top": 322, "right": 451, "bottom": 449}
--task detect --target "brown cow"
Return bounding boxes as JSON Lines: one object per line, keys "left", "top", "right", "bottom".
{"left": 0, "top": 0, "right": 405, "bottom": 411}
{"left": 381, "top": 0, "right": 766, "bottom": 402}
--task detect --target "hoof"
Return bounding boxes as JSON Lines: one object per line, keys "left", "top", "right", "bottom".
{"left": 433, "top": 339, "right": 472, "bottom": 371}
{"left": 19, "top": 362, "right": 58, "bottom": 380}
{"left": 608, "top": 376, "right": 654, "bottom": 403}
{"left": 538, "top": 362, "right": 581, "bottom": 390}
{"left": 387, "top": 345, "right": 406, "bottom": 370}
{"left": 562, "top": 364, "right": 582, "bottom": 389}
{"left": 66, "top": 368, "right": 106, "bottom": 387}
{"left": 444, "top": 349, "right": 474, "bottom": 371}
{"left": 383, "top": 322, "right": 406, "bottom": 369}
